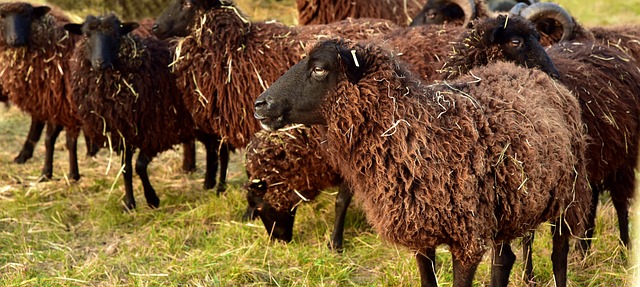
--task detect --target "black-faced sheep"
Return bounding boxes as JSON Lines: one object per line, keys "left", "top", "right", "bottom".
{"left": 243, "top": 126, "right": 350, "bottom": 249}
{"left": 409, "top": 0, "right": 537, "bottom": 26}
{"left": 254, "top": 38, "right": 591, "bottom": 287}
{"left": 65, "top": 13, "right": 196, "bottom": 210}
{"left": 442, "top": 15, "right": 640, "bottom": 285}
{"left": 0, "top": 2, "right": 86, "bottom": 180}
{"left": 151, "top": 0, "right": 398, "bottom": 149}
{"left": 295, "top": 0, "right": 425, "bottom": 26}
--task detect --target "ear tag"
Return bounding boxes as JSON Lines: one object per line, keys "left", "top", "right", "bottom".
{"left": 351, "top": 50, "right": 360, "bottom": 67}
{"left": 503, "top": 15, "right": 509, "bottom": 29}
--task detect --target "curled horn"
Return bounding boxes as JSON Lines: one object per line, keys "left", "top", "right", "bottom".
{"left": 508, "top": 3, "right": 529, "bottom": 16}
{"left": 518, "top": 2, "right": 575, "bottom": 42}
{"left": 448, "top": 0, "right": 476, "bottom": 27}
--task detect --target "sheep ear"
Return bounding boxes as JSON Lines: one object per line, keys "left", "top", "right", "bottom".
{"left": 33, "top": 6, "right": 51, "bottom": 19}
{"left": 204, "top": 0, "right": 225, "bottom": 9}
{"left": 337, "top": 46, "right": 366, "bottom": 84}
{"left": 485, "top": 25, "right": 503, "bottom": 44}
{"left": 64, "top": 23, "right": 83, "bottom": 35}
{"left": 120, "top": 22, "right": 140, "bottom": 35}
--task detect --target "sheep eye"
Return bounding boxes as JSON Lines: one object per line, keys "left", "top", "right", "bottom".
{"left": 427, "top": 12, "right": 436, "bottom": 20}
{"left": 510, "top": 38, "right": 522, "bottom": 47}
{"left": 183, "top": 0, "right": 193, "bottom": 8}
{"left": 312, "top": 66, "right": 326, "bottom": 76}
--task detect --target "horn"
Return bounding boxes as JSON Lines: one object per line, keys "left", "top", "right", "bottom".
{"left": 448, "top": 0, "right": 476, "bottom": 27}
{"left": 519, "top": 2, "right": 575, "bottom": 42}
{"left": 508, "top": 3, "right": 529, "bottom": 16}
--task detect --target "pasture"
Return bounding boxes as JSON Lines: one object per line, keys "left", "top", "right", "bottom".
{"left": 0, "top": 0, "right": 639, "bottom": 286}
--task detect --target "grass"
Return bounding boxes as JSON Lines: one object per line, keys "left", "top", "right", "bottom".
{"left": 1, "top": 0, "right": 639, "bottom": 286}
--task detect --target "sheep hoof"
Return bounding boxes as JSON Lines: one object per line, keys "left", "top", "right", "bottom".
{"left": 203, "top": 179, "right": 217, "bottom": 190}
{"left": 69, "top": 172, "right": 81, "bottom": 181}
{"left": 146, "top": 197, "right": 160, "bottom": 209}
{"left": 327, "top": 241, "right": 344, "bottom": 253}
{"left": 216, "top": 184, "right": 227, "bottom": 195}
{"left": 36, "top": 174, "right": 51, "bottom": 183}
{"left": 13, "top": 153, "right": 31, "bottom": 164}
{"left": 122, "top": 201, "right": 136, "bottom": 212}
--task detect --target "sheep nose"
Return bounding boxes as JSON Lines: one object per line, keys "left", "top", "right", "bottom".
{"left": 152, "top": 24, "right": 159, "bottom": 33}
{"left": 254, "top": 99, "right": 269, "bottom": 119}
{"left": 6, "top": 35, "right": 25, "bottom": 47}
{"left": 92, "top": 59, "right": 111, "bottom": 71}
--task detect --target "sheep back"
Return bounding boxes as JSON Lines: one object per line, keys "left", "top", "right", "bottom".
{"left": 296, "top": 0, "right": 425, "bottom": 26}
{"left": 71, "top": 34, "right": 194, "bottom": 156}
{"left": 245, "top": 126, "right": 340, "bottom": 212}
{"left": 589, "top": 26, "right": 640, "bottom": 63}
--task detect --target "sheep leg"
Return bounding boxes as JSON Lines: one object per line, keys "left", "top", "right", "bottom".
{"left": 40, "top": 123, "right": 63, "bottom": 181}
{"left": 14, "top": 118, "right": 45, "bottom": 164}
{"left": 328, "top": 182, "right": 351, "bottom": 252}
{"left": 65, "top": 130, "right": 80, "bottom": 181}
{"left": 415, "top": 248, "right": 437, "bottom": 287}
{"left": 122, "top": 148, "right": 136, "bottom": 211}
{"left": 196, "top": 132, "right": 218, "bottom": 191}
{"left": 490, "top": 242, "right": 516, "bottom": 287}
{"left": 84, "top": 133, "right": 100, "bottom": 157}
{"left": 182, "top": 140, "right": 196, "bottom": 172}
{"left": 610, "top": 168, "right": 633, "bottom": 249}
{"left": 611, "top": 191, "right": 630, "bottom": 248}
{"left": 521, "top": 232, "right": 535, "bottom": 285}
{"left": 136, "top": 152, "right": 160, "bottom": 208}
{"left": 551, "top": 221, "right": 569, "bottom": 287}
{"left": 578, "top": 185, "right": 601, "bottom": 254}
{"left": 451, "top": 251, "right": 480, "bottom": 287}
{"left": 216, "top": 140, "right": 230, "bottom": 194}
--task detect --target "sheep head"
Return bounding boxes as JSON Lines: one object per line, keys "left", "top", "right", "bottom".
{"left": 64, "top": 14, "right": 139, "bottom": 71}
{"left": 152, "top": 0, "right": 226, "bottom": 39}
{"left": 0, "top": 2, "right": 51, "bottom": 47}
{"left": 410, "top": 0, "right": 475, "bottom": 27}
{"left": 254, "top": 39, "right": 367, "bottom": 131}
{"left": 244, "top": 179, "right": 296, "bottom": 243}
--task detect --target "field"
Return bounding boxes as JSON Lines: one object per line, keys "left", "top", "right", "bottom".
{"left": 1, "top": 0, "right": 639, "bottom": 286}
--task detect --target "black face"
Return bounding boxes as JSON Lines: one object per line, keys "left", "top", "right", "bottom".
{"left": 0, "top": 4, "right": 50, "bottom": 47}
{"left": 487, "top": 17, "right": 560, "bottom": 78}
{"left": 254, "top": 40, "right": 366, "bottom": 131}
{"left": 244, "top": 180, "right": 296, "bottom": 242}
{"left": 152, "top": 0, "right": 223, "bottom": 39}
{"left": 64, "top": 15, "right": 139, "bottom": 71}
{"left": 410, "top": 1, "right": 464, "bottom": 26}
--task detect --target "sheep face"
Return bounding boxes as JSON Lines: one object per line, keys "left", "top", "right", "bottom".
{"left": 254, "top": 40, "right": 366, "bottom": 131}
{"left": 0, "top": 3, "right": 50, "bottom": 47}
{"left": 244, "top": 180, "right": 296, "bottom": 242}
{"left": 410, "top": 0, "right": 466, "bottom": 26}
{"left": 64, "top": 14, "right": 139, "bottom": 71}
{"left": 153, "top": 0, "right": 223, "bottom": 39}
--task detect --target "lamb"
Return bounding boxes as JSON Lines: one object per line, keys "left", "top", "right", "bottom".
{"left": 243, "top": 126, "right": 350, "bottom": 250}
{"left": 254, "top": 38, "right": 591, "bottom": 287}
{"left": 295, "top": 0, "right": 425, "bottom": 26}
{"left": 151, "top": 0, "right": 398, "bottom": 149}
{"left": 64, "top": 13, "right": 196, "bottom": 210}
{"left": 0, "top": 2, "right": 83, "bottom": 180}
{"left": 442, "top": 15, "right": 640, "bottom": 285}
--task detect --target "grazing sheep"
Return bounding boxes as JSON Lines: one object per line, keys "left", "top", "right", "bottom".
{"left": 244, "top": 126, "right": 350, "bottom": 249}
{"left": 443, "top": 15, "right": 640, "bottom": 285}
{"left": 254, "top": 39, "right": 591, "bottom": 287}
{"left": 295, "top": 0, "right": 425, "bottom": 26}
{"left": 152, "top": 0, "right": 398, "bottom": 149}
{"left": 0, "top": 2, "right": 82, "bottom": 180}
{"left": 65, "top": 13, "right": 195, "bottom": 210}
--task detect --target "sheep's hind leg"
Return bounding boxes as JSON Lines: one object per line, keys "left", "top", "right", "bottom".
{"left": 416, "top": 248, "right": 437, "bottom": 287}
{"left": 14, "top": 118, "right": 45, "bottom": 163}
{"left": 578, "top": 185, "right": 601, "bottom": 254}
{"left": 40, "top": 123, "right": 63, "bottom": 181}
{"left": 122, "top": 148, "right": 136, "bottom": 211}
{"left": 490, "top": 242, "right": 516, "bottom": 287}
{"left": 551, "top": 220, "right": 569, "bottom": 287}
{"left": 84, "top": 133, "right": 101, "bottom": 157}
{"left": 182, "top": 140, "right": 196, "bottom": 172}
{"left": 136, "top": 152, "right": 159, "bottom": 208}
{"left": 196, "top": 132, "right": 218, "bottom": 191}
{"left": 521, "top": 232, "right": 535, "bottom": 285}
{"left": 451, "top": 248, "right": 481, "bottom": 287}
{"left": 216, "top": 140, "right": 230, "bottom": 194}
{"left": 65, "top": 130, "right": 80, "bottom": 181}
{"left": 328, "top": 182, "right": 351, "bottom": 252}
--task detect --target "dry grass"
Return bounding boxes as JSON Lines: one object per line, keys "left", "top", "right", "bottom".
{"left": 1, "top": 0, "right": 639, "bottom": 286}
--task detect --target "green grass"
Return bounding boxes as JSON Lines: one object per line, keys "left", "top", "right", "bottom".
{"left": 1, "top": 0, "right": 640, "bottom": 286}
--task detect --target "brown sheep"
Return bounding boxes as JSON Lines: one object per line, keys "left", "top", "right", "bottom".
{"left": 296, "top": 0, "right": 426, "bottom": 26}
{"left": 65, "top": 13, "right": 195, "bottom": 210}
{"left": 152, "top": 0, "right": 398, "bottom": 149}
{"left": 443, "top": 15, "right": 640, "bottom": 285}
{"left": 0, "top": 2, "right": 82, "bottom": 180}
{"left": 254, "top": 38, "right": 591, "bottom": 287}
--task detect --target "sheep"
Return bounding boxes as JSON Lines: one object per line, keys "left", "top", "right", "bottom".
{"left": 409, "top": 0, "right": 537, "bottom": 26}
{"left": 254, "top": 38, "right": 591, "bottom": 287}
{"left": 243, "top": 126, "right": 351, "bottom": 250}
{"left": 442, "top": 15, "right": 640, "bottom": 285}
{"left": 295, "top": 0, "right": 425, "bottom": 26}
{"left": 0, "top": 2, "right": 83, "bottom": 181}
{"left": 64, "top": 13, "right": 196, "bottom": 210}
{"left": 151, "top": 0, "right": 398, "bottom": 149}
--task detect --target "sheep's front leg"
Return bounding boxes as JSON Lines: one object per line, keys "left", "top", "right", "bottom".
{"left": 136, "top": 152, "right": 159, "bottom": 208}
{"left": 328, "top": 182, "right": 351, "bottom": 252}
{"left": 521, "top": 232, "right": 535, "bottom": 285}
{"left": 65, "top": 129, "right": 80, "bottom": 180}
{"left": 579, "top": 185, "right": 601, "bottom": 254}
{"left": 216, "top": 140, "right": 230, "bottom": 194}
{"left": 196, "top": 132, "right": 218, "bottom": 191}
{"left": 84, "top": 133, "right": 101, "bottom": 157}
{"left": 182, "top": 140, "right": 196, "bottom": 172}
{"left": 40, "top": 122, "right": 63, "bottom": 181}
{"left": 122, "top": 148, "right": 136, "bottom": 211}
{"left": 551, "top": 220, "right": 569, "bottom": 287}
{"left": 451, "top": 249, "right": 480, "bottom": 287}
{"left": 490, "top": 242, "right": 516, "bottom": 287}
{"left": 416, "top": 248, "right": 437, "bottom": 287}
{"left": 14, "top": 118, "right": 45, "bottom": 163}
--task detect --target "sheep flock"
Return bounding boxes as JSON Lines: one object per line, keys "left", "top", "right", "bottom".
{"left": 0, "top": 0, "right": 638, "bottom": 286}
